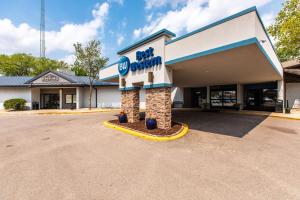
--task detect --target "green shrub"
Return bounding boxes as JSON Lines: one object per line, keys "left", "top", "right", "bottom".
{"left": 4, "top": 98, "right": 27, "bottom": 110}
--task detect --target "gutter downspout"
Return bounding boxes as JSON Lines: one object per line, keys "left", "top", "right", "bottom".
{"left": 95, "top": 87, "right": 98, "bottom": 108}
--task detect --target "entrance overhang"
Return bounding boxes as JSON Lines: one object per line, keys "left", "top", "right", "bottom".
{"left": 167, "top": 39, "right": 283, "bottom": 87}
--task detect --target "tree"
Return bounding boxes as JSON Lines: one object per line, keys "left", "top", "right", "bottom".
{"left": 71, "top": 63, "right": 88, "bottom": 76}
{"left": 0, "top": 54, "right": 35, "bottom": 76}
{"left": 32, "top": 57, "right": 69, "bottom": 76}
{"left": 0, "top": 53, "right": 69, "bottom": 76}
{"left": 73, "top": 40, "right": 108, "bottom": 109}
{"left": 268, "top": 0, "right": 300, "bottom": 62}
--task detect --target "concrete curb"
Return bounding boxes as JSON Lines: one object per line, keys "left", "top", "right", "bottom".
{"left": 103, "top": 121, "right": 189, "bottom": 142}
{"left": 0, "top": 109, "right": 120, "bottom": 115}
{"left": 221, "top": 110, "right": 300, "bottom": 121}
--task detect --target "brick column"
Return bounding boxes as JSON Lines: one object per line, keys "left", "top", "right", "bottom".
{"left": 145, "top": 87, "right": 171, "bottom": 129}
{"left": 121, "top": 89, "right": 140, "bottom": 123}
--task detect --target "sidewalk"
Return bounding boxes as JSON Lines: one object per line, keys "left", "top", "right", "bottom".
{"left": 0, "top": 108, "right": 120, "bottom": 115}
{"left": 222, "top": 109, "right": 300, "bottom": 120}
{"left": 173, "top": 108, "right": 300, "bottom": 120}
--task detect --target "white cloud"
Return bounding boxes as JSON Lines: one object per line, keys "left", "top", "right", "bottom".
{"left": 135, "top": 0, "right": 273, "bottom": 39}
{"left": 60, "top": 54, "right": 75, "bottom": 65}
{"left": 261, "top": 12, "right": 276, "bottom": 27}
{"left": 117, "top": 34, "right": 125, "bottom": 45}
{"left": 145, "top": 0, "right": 187, "bottom": 10}
{"left": 133, "top": 29, "right": 142, "bottom": 39}
{"left": 0, "top": 2, "right": 109, "bottom": 61}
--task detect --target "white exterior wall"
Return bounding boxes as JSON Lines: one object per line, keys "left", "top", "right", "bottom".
{"left": 76, "top": 87, "right": 84, "bottom": 109}
{"left": 31, "top": 88, "right": 40, "bottom": 105}
{"left": 165, "top": 12, "right": 256, "bottom": 62}
{"left": 119, "top": 36, "right": 172, "bottom": 88}
{"left": 97, "top": 86, "right": 121, "bottom": 108}
{"left": 171, "top": 87, "right": 184, "bottom": 102}
{"left": 0, "top": 87, "right": 32, "bottom": 109}
{"left": 96, "top": 87, "right": 146, "bottom": 109}
{"left": 139, "top": 89, "right": 146, "bottom": 109}
{"left": 286, "top": 83, "right": 300, "bottom": 109}
{"left": 254, "top": 14, "right": 283, "bottom": 77}
{"left": 99, "top": 63, "right": 119, "bottom": 81}
{"left": 82, "top": 87, "right": 96, "bottom": 108}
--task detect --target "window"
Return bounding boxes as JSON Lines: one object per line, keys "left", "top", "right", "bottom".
{"left": 210, "top": 85, "right": 237, "bottom": 108}
{"left": 65, "top": 94, "right": 76, "bottom": 104}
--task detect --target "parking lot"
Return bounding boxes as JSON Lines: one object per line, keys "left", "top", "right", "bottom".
{"left": 0, "top": 111, "right": 300, "bottom": 200}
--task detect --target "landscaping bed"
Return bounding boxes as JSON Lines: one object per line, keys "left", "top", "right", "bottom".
{"left": 108, "top": 119, "right": 182, "bottom": 136}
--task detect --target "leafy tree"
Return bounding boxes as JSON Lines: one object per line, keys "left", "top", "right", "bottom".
{"left": 268, "top": 0, "right": 300, "bottom": 61}
{"left": 32, "top": 57, "right": 69, "bottom": 76}
{"left": 73, "top": 40, "right": 108, "bottom": 109}
{"left": 0, "top": 54, "right": 35, "bottom": 76}
{"left": 71, "top": 64, "right": 88, "bottom": 76}
{"left": 0, "top": 53, "right": 69, "bottom": 76}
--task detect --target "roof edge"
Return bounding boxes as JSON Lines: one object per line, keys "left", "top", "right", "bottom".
{"left": 117, "top": 29, "right": 176, "bottom": 55}
{"left": 24, "top": 70, "right": 76, "bottom": 84}
{"left": 100, "top": 61, "right": 119, "bottom": 71}
{"left": 166, "top": 6, "right": 257, "bottom": 45}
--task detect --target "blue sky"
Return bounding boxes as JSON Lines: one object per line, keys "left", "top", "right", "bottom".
{"left": 0, "top": 0, "right": 285, "bottom": 65}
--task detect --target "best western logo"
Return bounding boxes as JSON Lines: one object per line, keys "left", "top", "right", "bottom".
{"left": 118, "top": 47, "right": 162, "bottom": 76}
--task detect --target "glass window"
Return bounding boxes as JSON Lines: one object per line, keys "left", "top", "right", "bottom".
{"left": 211, "top": 91, "right": 222, "bottom": 99}
{"left": 65, "top": 95, "right": 73, "bottom": 104}
{"left": 223, "top": 90, "right": 236, "bottom": 99}
{"left": 211, "top": 99, "right": 222, "bottom": 107}
{"left": 262, "top": 89, "right": 277, "bottom": 108}
{"left": 210, "top": 87, "right": 237, "bottom": 108}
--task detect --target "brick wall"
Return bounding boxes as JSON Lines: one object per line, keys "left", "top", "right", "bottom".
{"left": 145, "top": 87, "right": 171, "bottom": 129}
{"left": 121, "top": 89, "right": 140, "bottom": 123}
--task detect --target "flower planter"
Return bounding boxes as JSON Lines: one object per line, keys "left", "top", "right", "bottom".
{"left": 118, "top": 114, "right": 128, "bottom": 123}
{"left": 146, "top": 118, "right": 157, "bottom": 130}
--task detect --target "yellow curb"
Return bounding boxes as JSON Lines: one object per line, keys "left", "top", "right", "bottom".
{"left": 37, "top": 109, "right": 118, "bottom": 115}
{"left": 269, "top": 115, "right": 300, "bottom": 121}
{"left": 103, "top": 121, "right": 189, "bottom": 142}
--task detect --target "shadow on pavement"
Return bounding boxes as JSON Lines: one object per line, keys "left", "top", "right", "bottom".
{"left": 172, "top": 110, "right": 268, "bottom": 138}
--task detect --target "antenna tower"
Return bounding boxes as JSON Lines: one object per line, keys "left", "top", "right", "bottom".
{"left": 40, "top": 0, "right": 45, "bottom": 58}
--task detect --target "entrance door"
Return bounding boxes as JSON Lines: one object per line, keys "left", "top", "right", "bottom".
{"left": 191, "top": 87, "right": 207, "bottom": 108}
{"left": 244, "top": 82, "right": 277, "bottom": 111}
{"left": 210, "top": 85, "right": 237, "bottom": 109}
{"left": 42, "top": 94, "right": 59, "bottom": 109}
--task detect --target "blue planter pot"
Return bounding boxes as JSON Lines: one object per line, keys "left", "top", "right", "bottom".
{"left": 118, "top": 114, "right": 128, "bottom": 123}
{"left": 146, "top": 118, "right": 157, "bottom": 130}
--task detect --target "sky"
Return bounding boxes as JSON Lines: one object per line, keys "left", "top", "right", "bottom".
{"left": 0, "top": 0, "right": 286, "bottom": 65}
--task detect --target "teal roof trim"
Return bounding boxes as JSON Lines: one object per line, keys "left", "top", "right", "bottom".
{"left": 165, "top": 6, "right": 257, "bottom": 45}
{"left": 165, "top": 37, "right": 282, "bottom": 77}
{"left": 99, "top": 74, "right": 119, "bottom": 81}
{"left": 100, "top": 61, "right": 119, "bottom": 71}
{"left": 117, "top": 29, "right": 176, "bottom": 55}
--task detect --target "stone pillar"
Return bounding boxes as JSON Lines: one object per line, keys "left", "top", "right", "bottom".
{"left": 145, "top": 87, "right": 172, "bottom": 129}
{"left": 121, "top": 89, "right": 140, "bottom": 123}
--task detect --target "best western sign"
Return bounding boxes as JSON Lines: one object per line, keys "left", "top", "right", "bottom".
{"left": 118, "top": 47, "right": 162, "bottom": 76}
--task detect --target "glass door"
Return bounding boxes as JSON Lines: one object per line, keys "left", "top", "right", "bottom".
{"left": 210, "top": 85, "right": 237, "bottom": 109}
{"left": 244, "top": 82, "right": 277, "bottom": 111}
{"left": 41, "top": 94, "right": 59, "bottom": 109}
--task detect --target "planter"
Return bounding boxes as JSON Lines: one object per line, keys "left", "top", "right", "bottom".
{"left": 285, "top": 108, "right": 291, "bottom": 114}
{"left": 146, "top": 118, "right": 157, "bottom": 130}
{"left": 118, "top": 114, "right": 128, "bottom": 123}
